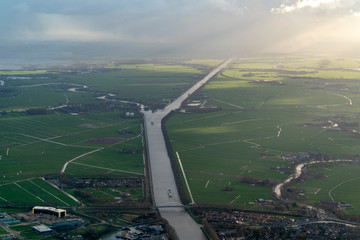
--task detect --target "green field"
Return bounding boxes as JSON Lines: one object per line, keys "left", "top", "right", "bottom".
{"left": 65, "top": 185, "right": 142, "bottom": 205}
{"left": 3, "top": 57, "right": 360, "bottom": 213}
{"left": 0, "top": 106, "right": 143, "bottom": 206}
{"left": 166, "top": 57, "right": 360, "bottom": 210}
{"left": 0, "top": 111, "right": 144, "bottom": 180}
{"left": 10, "top": 225, "right": 33, "bottom": 232}
{"left": 0, "top": 60, "right": 218, "bottom": 207}
{"left": 0, "top": 178, "right": 79, "bottom": 206}
{"left": 294, "top": 163, "right": 360, "bottom": 214}
{"left": 0, "top": 226, "right": 7, "bottom": 235}
{"left": 0, "top": 61, "right": 210, "bottom": 111}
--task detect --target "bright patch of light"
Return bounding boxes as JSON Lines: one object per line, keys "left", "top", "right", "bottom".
{"left": 210, "top": 0, "right": 248, "bottom": 14}
{"left": 272, "top": 0, "right": 338, "bottom": 14}
{"left": 351, "top": 10, "right": 360, "bottom": 17}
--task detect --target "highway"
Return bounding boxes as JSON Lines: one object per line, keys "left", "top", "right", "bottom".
{"left": 142, "top": 58, "right": 234, "bottom": 239}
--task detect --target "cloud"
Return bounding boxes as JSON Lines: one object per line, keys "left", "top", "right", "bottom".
{"left": 263, "top": 14, "right": 360, "bottom": 54}
{"left": 209, "top": 0, "right": 249, "bottom": 14}
{"left": 350, "top": 9, "right": 360, "bottom": 17}
{"left": 15, "top": 13, "right": 124, "bottom": 42}
{"left": 10, "top": 0, "right": 257, "bottom": 44}
{"left": 2, "top": 0, "right": 360, "bottom": 58}
{"left": 271, "top": 0, "right": 340, "bottom": 14}
{"left": 12, "top": 2, "right": 30, "bottom": 12}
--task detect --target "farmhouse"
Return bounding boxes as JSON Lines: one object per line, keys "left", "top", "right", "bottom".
{"left": 32, "top": 206, "right": 66, "bottom": 218}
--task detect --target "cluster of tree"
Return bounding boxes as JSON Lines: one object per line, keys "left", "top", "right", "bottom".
{"left": 27, "top": 108, "right": 49, "bottom": 115}
{"left": 242, "top": 72, "right": 256, "bottom": 77}
{"left": 73, "top": 189, "right": 137, "bottom": 206}
{"left": 301, "top": 171, "right": 325, "bottom": 181}
{"left": 82, "top": 225, "right": 115, "bottom": 240}
{"left": 57, "top": 102, "right": 130, "bottom": 113}
{"left": 240, "top": 176, "right": 278, "bottom": 187}
{"left": 116, "top": 148, "right": 141, "bottom": 154}
{"left": 339, "top": 153, "right": 360, "bottom": 160}
{"left": 117, "top": 128, "right": 134, "bottom": 135}
{"left": 222, "top": 187, "right": 234, "bottom": 192}
{"left": 202, "top": 219, "right": 220, "bottom": 240}
{"left": 74, "top": 189, "right": 97, "bottom": 203}
{"left": 146, "top": 102, "right": 167, "bottom": 111}
{"left": 281, "top": 187, "right": 304, "bottom": 200}
{"left": 185, "top": 106, "right": 222, "bottom": 113}
{"left": 317, "top": 203, "right": 360, "bottom": 223}
{"left": 132, "top": 212, "right": 158, "bottom": 223}
{"left": 240, "top": 68, "right": 318, "bottom": 75}
{"left": 58, "top": 174, "right": 72, "bottom": 187}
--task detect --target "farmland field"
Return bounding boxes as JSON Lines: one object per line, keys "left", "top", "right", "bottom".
{"left": 0, "top": 226, "right": 7, "bottom": 235}
{"left": 294, "top": 163, "right": 360, "bottom": 215}
{"left": 0, "top": 111, "right": 143, "bottom": 180}
{"left": 0, "top": 62, "right": 208, "bottom": 111}
{"left": 166, "top": 56, "right": 360, "bottom": 212}
{"left": 0, "top": 178, "right": 79, "bottom": 206}
{"left": 3, "top": 56, "right": 360, "bottom": 213}
{"left": 0, "top": 60, "right": 215, "bottom": 206}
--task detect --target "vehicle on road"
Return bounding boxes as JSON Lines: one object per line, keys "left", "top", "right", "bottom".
{"left": 167, "top": 189, "right": 172, "bottom": 197}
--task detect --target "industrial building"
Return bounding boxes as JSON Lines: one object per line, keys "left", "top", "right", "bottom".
{"left": 0, "top": 212, "right": 20, "bottom": 225}
{"left": 32, "top": 206, "right": 66, "bottom": 218}
{"left": 51, "top": 220, "right": 84, "bottom": 231}
{"left": 32, "top": 225, "right": 53, "bottom": 235}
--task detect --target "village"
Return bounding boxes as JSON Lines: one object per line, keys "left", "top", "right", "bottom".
{"left": 191, "top": 208, "right": 360, "bottom": 239}
{"left": 0, "top": 207, "right": 170, "bottom": 240}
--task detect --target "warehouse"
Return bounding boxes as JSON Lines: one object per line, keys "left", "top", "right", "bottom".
{"left": 32, "top": 206, "right": 66, "bottom": 218}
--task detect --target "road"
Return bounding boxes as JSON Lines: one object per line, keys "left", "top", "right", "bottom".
{"left": 142, "top": 58, "right": 234, "bottom": 239}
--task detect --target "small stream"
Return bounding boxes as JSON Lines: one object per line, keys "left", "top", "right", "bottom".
{"left": 274, "top": 159, "right": 355, "bottom": 200}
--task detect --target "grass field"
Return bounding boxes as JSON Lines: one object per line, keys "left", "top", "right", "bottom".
{"left": 65, "top": 185, "right": 142, "bottom": 205}
{"left": 0, "top": 226, "right": 7, "bottom": 235}
{"left": 10, "top": 225, "right": 34, "bottom": 232}
{"left": 0, "top": 111, "right": 143, "bottom": 180}
{"left": 294, "top": 163, "right": 360, "bottom": 214}
{"left": 166, "top": 56, "right": 360, "bottom": 210}
{"left": 3, "top": 57, "right": 360, "bottom": 213}
{"left": 0, "top": 178, "right": 79, "bottom": 206}
{"left": 0, "top": 60, "right": 218, "bottom": 207}
{"left": 0, "top": 110, "right": 143, "bottom": 205}
{"left": 0, "top": 61, "right": 209, "bottom": 111}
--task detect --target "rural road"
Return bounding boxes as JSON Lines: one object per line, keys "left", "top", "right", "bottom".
{"left": 142, "top": 58, "right": 234, "bottom": 239}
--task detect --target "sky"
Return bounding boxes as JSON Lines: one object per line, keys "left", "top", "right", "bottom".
{"left": 1, "top": 0, "right": 360, "bottom": 60}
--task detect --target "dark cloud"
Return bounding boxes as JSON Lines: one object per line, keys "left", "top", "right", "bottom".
{"left": 0, "top": 0, "right": 360, "bottom": 60}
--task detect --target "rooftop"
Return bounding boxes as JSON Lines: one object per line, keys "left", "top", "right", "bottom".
{"left": 33, "top": 224, "right": 52, "bottom": 233}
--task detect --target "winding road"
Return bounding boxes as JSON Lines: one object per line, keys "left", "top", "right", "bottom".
{"left": 142, "top": 58, "right": 234, "bottom": 239}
